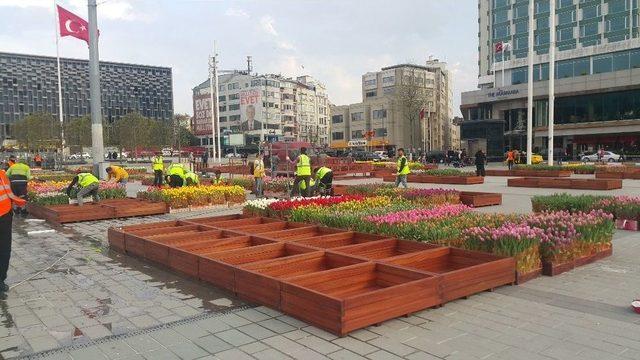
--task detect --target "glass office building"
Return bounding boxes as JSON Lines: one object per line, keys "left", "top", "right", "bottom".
{"left": 0, "top": 52, "right": 173, "bottom": 145}
{"left": 461, "top": 0, "right": 640, "bottom": 158}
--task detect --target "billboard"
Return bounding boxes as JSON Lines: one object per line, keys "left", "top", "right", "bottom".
{"left": 192, "top": 88, "right": 213, "bottom": 136}
{"left": 239, "top": 89, "right": 262, "bottom": 133}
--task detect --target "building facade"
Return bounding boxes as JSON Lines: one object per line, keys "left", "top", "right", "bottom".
{"left": 330, "top": 60, "right": 458, "bottom": 153}
{"left": 0, "top": 52, "right": 173, "bottom": 145}
{"left": 192, "top": 72, "right": 329, "bottom": 150}
{"left": 461, "top": 0, "right": 640, "bottom": 159}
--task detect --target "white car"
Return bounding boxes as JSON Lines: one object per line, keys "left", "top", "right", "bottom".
{"left": 581, "top": 151, "right": 621, "bottom": 162}
{"left": 225, "top": 153, "right": 241, "bottom": 158}
{"left": 374, "top": 151, "right": 389, "bottom": 160}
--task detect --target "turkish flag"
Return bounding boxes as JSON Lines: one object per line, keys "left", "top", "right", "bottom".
{"left": 419, "top": 108, "right": 425, "bottom": 120}
{"left": 495, "top": 42, "right": 503, "bottom": 53}
{"left": 57, "top": 5, "right": 93, "bottom": 44}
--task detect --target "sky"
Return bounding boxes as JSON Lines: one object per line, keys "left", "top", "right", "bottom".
{"left": 0, "top": 0, "right": 479, "bottom": 116}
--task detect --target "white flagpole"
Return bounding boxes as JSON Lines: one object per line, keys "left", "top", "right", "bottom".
{"left": 548, "top": 0, "right": 556, "bottom": 166}
{"left": 214, "top": 41, "right": 221, "bottom": 163}
{"left": 208, "top": 51, "right": 217, "bottom": 164}
{"left": 502, "top": 46, "right": 505, "bottom": 87}
{"left": 54, "top": 1, "right": 65, "bottom": 151}
{"left": 526, "top": 0, "right": 534, "bottom": 165}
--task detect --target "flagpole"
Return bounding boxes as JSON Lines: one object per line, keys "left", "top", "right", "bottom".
{"left": 526, "top": 0, "right": 534, "bottom": 165}
{"left": 54, "top": 1, "right": 65, "bottom": 153}
{"left": 214, "top": 41, "right": 221, "bottom": 163}
{"left": 548, "top": 0, "right": 556, "bottom": 166}
{"left": 88, "top": 0, "right": 105, "bottom": 177}
{"left": 501, "top": 47, "right": 505, "bottom": 87}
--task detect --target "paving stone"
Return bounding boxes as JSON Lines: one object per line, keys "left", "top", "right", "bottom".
{"left": 192, "top": 335, "right": 233, "bottom": 354}
{"left": 215, "top": 329, "right": 255, "bottom": 347}
{"left": 329, "top": 349, "right": 369, "bottom": 360}
{"left": 168, "top": 341, "right": 208, "bottom": 360}
{"left": 239, "top": 341, "right": 270, "bottom": 354}
{"left": 213, "top": 349, "right": 255, "bottom": 360}
{"left": 26, "top": 334, "right": 59, "bottom": 353}
{"left": 98, "top": 340, "right": 139, "bottom": 359}
{"left": 195, "top": 317, "right": 231, "bottom": 334}
{"left": 332, "top": 337, "right": 378, "bottom": 356}
{"left": 124, "top": 335, "right": 162, "bottom": 353}
{"left": 365, "top": 350, "right": 406, "bottom": 360}
{"left": 257, "top": 318, "right": 296, "bottom": 334}
{"left": 173, "top": 323, "right": 209, "bottom": 340}
{"left": 149, "top": 328, "right": 188, "bottom": 347}
{"left": 236, "top": 308, "right": 273, "bottom": 322}
{"left": 297, "top": 334, "right": 342, "bottom": 355}
{"left": 253, "top": 348, "right": 294, "bottom": 360}
{"left": 80, "top": 324, "right": 113, "bottom": 340}
{"left": 237, "top": 323, "right": 277, "bottom": 340}
{"left": 68, "top": 346, "right": 109, "bottom": 360}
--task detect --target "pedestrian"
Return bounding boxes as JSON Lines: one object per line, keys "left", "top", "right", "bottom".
{"left": 212, "top": 169, "right": 224, "bottom": 185}
{"left": 33, "top": 153, "right": 42, "bottom": 167}
{"left": 106, "top": 165, "right": 129, "bottom": 185}
{"left": 184, "top": 171, "right": 199, "bottom": 186}
{"left": 0, "top": 168, "right": 27, "bottom": 292}
{"left": 475, "top": 150, "right": 486, "bottom": 177}
{"left": 6, "top": 159, "right": 30, "bottom": 215}
{"left": 288, "top": 147, "right": 312, "bottom": 197}
{"left": 506, "top": 149, "right": 515, "bottom": 170}
{"left": 188, "top": 152, "right": 195, "bottom": 171}
{"left": 514, "top": 149, "right": 521, "bottom": 164}
{"left": 395, "top": 148, "right": 410, "bottom": 188}
{"left": 152, "top": 152, "right": 164, "bottom": 186}
{"left": 253, "top": 155, "right": 265, "bottom": 198}
{"left": 66, "top": 172, "right": 100, "bottom": 206}
{"left": 270, "top": 153, "right": 279, "bottom": 176}
{"left": 165, "top": 163, "right": 186, "bottom": 188}
{"left": 202, "top": 151, "right": 209, "bottom": 167}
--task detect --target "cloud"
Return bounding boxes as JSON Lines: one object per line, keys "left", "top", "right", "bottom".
{"left": 65, "top": 0, "right": 152, "bottom": 22}
{"left": 225, "top": 7, "right": 249, "bottom": 18}
{"left": 0, "top": 0, "right": 49, "bottom": 8}
{"left": 278, "top": 41, "right": 295, "bottom": 50}
{"left": 260, "top": 15, "right": 278, "bottom": 36}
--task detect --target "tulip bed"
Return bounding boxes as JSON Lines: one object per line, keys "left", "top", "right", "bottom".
{"left": 242, "top": 192, "right": 615, "bottom": 279}
{"left": 137, "top": 185, "right": 246, "bottom": 209}
{"left": 27, "top": 181, "right": 126, "bottom": 206}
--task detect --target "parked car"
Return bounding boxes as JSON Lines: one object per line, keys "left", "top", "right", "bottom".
{"left": 374, "top": 151, "right": 389, "bottom": 160}
{"left": 425, "top": 150, "right": 446, "bottom": 163}
{"left": 225, "top": 152, "right": 241, "bottom": 158}
{"left": 581, "top": 151, "right": 621, "bottom": 162}
{"left": 69, "top": 152, "right": 90, "bottom": 160}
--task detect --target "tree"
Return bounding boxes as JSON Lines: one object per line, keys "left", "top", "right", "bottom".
{"left": 12, "top": 112, "right": 61, "bottom": 150}
{"left": 112, "top": 112, "right": 155, "bottom": 153}
{"left": 395, "top": 67, "right": 430, "bottom": 151}
{"left": 64, "top": 116, "right": 91, "bottom": 150}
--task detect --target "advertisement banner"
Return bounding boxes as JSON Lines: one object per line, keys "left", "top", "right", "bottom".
{"left": 192, "top": 88, "right": 213, "bottom": 136}
{"left": 239, "top": 89, "right": 262, "bottom": 145}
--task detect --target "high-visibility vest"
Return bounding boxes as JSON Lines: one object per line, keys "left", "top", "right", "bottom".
{"left": 7, "top": 163, "right": 31, "bottom": 179}
{"left": 316, "top": 166, "right": 332, "bottom": 181}
{"left": 78, "top": 173, "right": 99, "bottom": 188}
{"left": 0, "top": 170, "right": 26, "bottom": 216}
{"left": 152, "top": 156, "right": 164, "bottom": 171}
{"left": 254, "top": 159, "right": 265, "bottom": 178}
{"left": 212, "top": 177, "right": 224, "bottom": 185}
{"left": 167, "top": 164, "right": 186, "bottom": 177}
{"left": 185, "top": 171, "right": 199, "bottom": 185}
{"left": 300, "top": 178, "right": 315, "bottom": 191}
{"left": 297, "top": 154, "right": 311, "bottom": 176}
{"left": 397, "top": 156, "right": 410, "bottom": 175}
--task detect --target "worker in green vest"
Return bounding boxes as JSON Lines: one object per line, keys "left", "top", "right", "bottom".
{"left": 298, "top": 174, "right": 316, "bottom": 196}
{"left": 395, "top": 148, "right": 410, "bottom": 188}
{"left": 66, "top": 172, "right": 100, "bottom": 206}
{"left": 184, "top": 171, "right": 199, "bottom": 186}
{"left": 165, "top": 163, "right": 186, "bottom": 188}
{"left": 152, "top": 152, "right": 164, "bottom": 186}
{"left": 6, "top": 160, "right": 31, "bottom": 214}
{"left": 211, "top": 170, "right": 224, "bottom": 185}
{"left": 314, "top": 166, "right": 333, "bottom": 196}
{"left": 288, "top": 147, "right": 312, "bottom": 197}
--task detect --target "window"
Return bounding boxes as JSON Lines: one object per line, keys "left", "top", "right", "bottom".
{"left": 580, "top": 22, "right": 599, "bottom": 37}
{"left": 534, "top": 63, "right": 549, "bottom": 81}
{"left": 535, "top": 32, "right": 550, "bottom": 45}
{"left": 606, "top": 16, "right": 628, "bottom": 32}
{"left": 332, "top": 132, "right": 344, "bottom": 140}
{"left": 229, "top": 115, "right": 241, "bottom": 121}
{"left": 573, "top": 58, "right": 590, "bottom": 76}
{"left": 494, "top": 0, "right": 509, "bottom": 8}
{"left": 493, "top": 24, "right": 510, "bottom": 38}
{"left": 219, "top": 116, "right": 227, "bottom": 122}
{"left": 582, "top": 4, "right": 601, "bottom": 20}
{"left": 557, "top": 59, "right": 574, "bottom": 78}
{"left": 218, "top": 95, "right": 226, "bottom": 101}
{"left": 374, "top": 128, "right": 387, "bottom": 137}
{"left": 536, "top": 0, "right": 549, "bottom": 14}
{"left": 515, "top": 36, "right": 528, "bottom": 50}
{"left": 515, "top": 21, "right": 529, "bottom": 34}
{"left": 557, "top": 0, "right": 573, "bottom": 8}
{"left": 351, "top": 130, "right": 363, "bottom": 139}
{"left": 227, "top": 83, "right": 239, "bottom": 90}
{"left": 365, "top": 90, "right": 377, "bottom": 98}
{"left": 219, "top": 105, "right": 226, "bottom": 112}
{"left": 557, "top": 27, "right": 574, "bottom": 41}
{"left": 493, "top": 9, "right": 509, "bottom": 23}
{"left": 382, "top": 76, "right": 395, "bottom": 84}
{"left": 612, "top": 51, "right": 630, "bottom": 71}
{"left": 228, "top": 93, "right": 239, "bottom": 100}
{"left": 332, "top": 115, "right": 343, "bottom": 124}
{"left": 514, "top": 4, "right": 528, "bottom": 19}
{"left": 593, "top": 54, "right": 612, "bottom": 74}
{"left": 511, "top": 67, "right": 527, "bottom": 84}
{"left": 608, "top": 0, "right": 627, "bottom": 13}
{"left": 251, "top": 79, "right": 263, "bottom": 87}
{"left": 372, "top": 109, "right": 387, "bottom": 119}
{"left": 383, "top": 87, "right": 395, "bottom": 95}
{"left": 558, "top": 10, "right": 575, "bottom": 25}
{"left": 351, "top": 112, "right": 363, "bottom": 121}
{"left": 228, "top": 104, "right": 240, "bottom": 111}
{"left": 630, "top": 49, "right": 640, "bottom": 68}
{"left": 363, "top": 79, "right": 376, "bottom": 86}
{"left": 537, "top": 17, "right": 549, "bottom": 29}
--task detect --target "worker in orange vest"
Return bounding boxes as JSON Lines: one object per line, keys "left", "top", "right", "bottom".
{"left": 0, "top": 169, "right": 26, "bottom": 292}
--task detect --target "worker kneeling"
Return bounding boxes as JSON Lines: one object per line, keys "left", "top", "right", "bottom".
{"left": 67, "top": 172, "right": 100, "bottom": 206}
{"left": 106, "top": 165, "right": 129, "bottom": 184}
{"left": 314, "top": 166, "right": 333, "bottom": 196}
{"left": 184, "top": 171, "right": 199, "bottom": 186}
{"left": 165, "top": 163, "right": 186, "bottom": 188}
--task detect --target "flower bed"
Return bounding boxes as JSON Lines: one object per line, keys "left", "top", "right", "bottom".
{"left": 28, "top": 181, "right": 126, "bottom": 206}
{"left": 138, "top": 185, "right": 246, "bottom": 209}
{"left": 508, "top": 177, "right": 622, "bottom": 190}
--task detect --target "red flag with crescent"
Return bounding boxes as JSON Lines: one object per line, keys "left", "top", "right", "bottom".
{"left": 57, "top": 5, "right": 94, "bottom": 44}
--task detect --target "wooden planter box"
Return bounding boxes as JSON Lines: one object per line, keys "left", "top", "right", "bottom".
{"left": 543, "top": 245, "right": 612, "bottom": 276}
{"left": 596, "top": 171, "right": 640, "bottom": 180}
{"left": 507, "top": 177, "right": 622, "bottom": 190}
{"left": 124, "top": 221, "right": 202, "bottom": 257}
{"left": 381, "top": 248, "right": 515, "bottom": 302}
{"left": 234, "top": 221, "right": 312, "bottom": 235}
{"left": 332, "top": 185, "right": 348, "bottom": 196}
{"left": 197, "top": 216, "right": 284, "bottom": 230}
{"left": 281, "top": 263, "right": 441, "bottom": 335}
{"left": 459, "top": 191, "right": 502, "bottom": 207}
{"left": 166, "top": 235, "right": 277, "bottom": 278}
{"left": 198, "top": 242, "right": 317, "bottom": 291}
{"left": 333, "top": 239, "right": 441, "bottom": 260}
{"left": 485, "top": 169, "right": 572, "bottom": 177}
{"left": 27, "top": 198, "right": 169, "bottom": 224}
{"left": 144, "top": 229, "right": 242, "bottom": 266}
{"left": 515, "top": 268, "right": 542, "bottom": 284}
{"left": 107, "top": 227, "right": 126, "bottom": 253}
{"left": 259, "top": 226, "right": 347, "bottom": 241}
{"left": 382, "top": 175, "right": 484, "bottom": 185}
{"left": 293, "top": 232, "right": 391, "bottom": 249}
{"left": 184, "top": 214, "right": 252, "bottom": 226}
{"left": 235, "top": 252, "right": 365, "bottom": 309}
